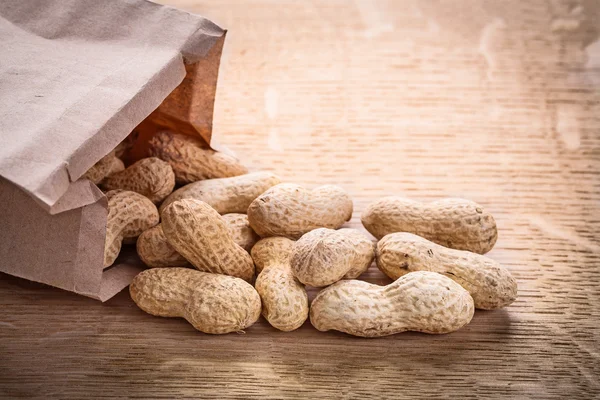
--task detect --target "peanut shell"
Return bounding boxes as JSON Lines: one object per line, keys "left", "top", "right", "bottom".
{"left": 161, "top": 199, "right": 255, "bottom": 282}
{"left": 310, "top": 271, "right": 475, "bottom": 337}
{"left": 377, "top": 232, "right": 517, "bottom": 310}
{"left": 103, "top": 157, "right": 175, "bottom": 204}
{"left": 130, "top": 268, "right": 261, "bottom": 334}
{"left": 247, "top": 183, "right": 353, "bottom": 239}
{"left": 252, "top": 238, "right": 308, "bottom": 331}
{"left": 361, "top": 197, "right": 497, "bottom": 254}
{"left": 160, "top": 172, "right": 281, "bottom": 215}
{"left": 148, "top": 131, "right": 248, "bottom": 184}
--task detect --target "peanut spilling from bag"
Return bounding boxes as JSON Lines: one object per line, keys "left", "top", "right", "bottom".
{"left": 160, "top": 171, "right": 281, "bottom": 215}
{"left": 136, "top": 224, "right": 189, "bottom": 268}
{"left": 362, "top": 197, "right": 497, "bottom": 254}
{"left": 82, "top": 150, "right": 122, "bottom": 184}
{"left": 130, "top": 268, "right": 261, "bottom": 334}
{"left": 310, "top": 271, "right": 475, "bottom": 337}
{"left": 102, "top": 157, "right": 175, "bottom": 203}
{"left": 148, "top": 131, "right": 248, "bottom": 184}
{"left": 137, "top": 215, "right": 258, "bottom": 268}
{"left": 252, "top": 238, "right": 309, "bottom": 331}
{"left": 247, "top": 183, "right": 353, "bottom": 239}
{"left": 291, "top": 228, "right": 374, "bottom": 287}
{"left": 161, "top": 199, "right": 255, "bottom": 282}
{"left": 377, "top": 232, "right": 517, "bottom": 310}
{"left": 104, "top": 190, "right": 159, "bottom": 267}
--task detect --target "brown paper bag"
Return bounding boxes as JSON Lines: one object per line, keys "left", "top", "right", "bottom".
{"left": 0, "top": 0, "right": 226, "bottom": 301}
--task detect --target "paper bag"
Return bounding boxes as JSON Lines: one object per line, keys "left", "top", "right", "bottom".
{"left": 0, "top": 0, "right": 226, "bottom": 300}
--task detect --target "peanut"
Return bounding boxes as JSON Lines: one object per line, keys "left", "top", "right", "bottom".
{"left": 310, "top": 271, "right": 474, "bottom": 337}
{"left": 107, "top": 156, "right": 125, "bottom": 176}
{"left": 83, "top": 150, "right": 119, "bottom": 184}
{"left": 377, "top": 232, "right": 517, "bottom": 310}
{"left": 291, "top": 228, "right": 374, "bottom": 287}
{"left": 130, "top": 268, "right": 261, "bottom": 334}
{"left": 136, "top": 224, "right": 189, "bottom": 268}
{"left": 104, "top": 190, "right": 159, "bottom": 267}
{"left": 247, "top": 183, "right": 353, "bottom": 239}
{"left": 252, "top": 238, "right": 309, "bottom": 331}
{"left": 222, "top": 213, "right": 260, "bottom": 252}
{"left": 148, "top": 131, "right": 248, "bottom": 184}
{"left": 361, "top": 197, "right": 498, "bottom": 254}
{"left": 137, "top": 216, "right": 258, "bottom": 268}
{"left": 160, "top": 172, "right": 281, "bottom": 215}
{"left": 161, "top": 199, "right": 255, "bottom": 282}
{"left": 102, "top": 157, "right": 175, "bottom": 204}
{"left": 252, "top": 237, "right": 295, "bottom": 275}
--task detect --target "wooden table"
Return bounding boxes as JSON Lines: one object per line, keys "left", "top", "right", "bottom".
{"left": 2, "top": 0, "right": 599, "bottom": 398}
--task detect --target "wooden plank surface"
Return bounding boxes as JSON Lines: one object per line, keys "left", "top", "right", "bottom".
{"left": 2, "top": 0, "right": 600, "bottom": 398}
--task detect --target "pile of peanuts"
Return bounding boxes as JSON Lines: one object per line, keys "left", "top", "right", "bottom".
{"left": 89, "top": 131, "right": 517, "bottom": 337}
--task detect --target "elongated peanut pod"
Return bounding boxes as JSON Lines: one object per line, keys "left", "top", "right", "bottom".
{"left": 102, "top": 157, "right": 175, "bottom": 204}
{"left": 83, "top": 150, "right": 118, "bottom": 184}
{"left": 148, "top": 131, "right": 248, "bottom": 184}
{"left": 377, "top": 232, "right": 517, "bottom": 310}
{"left": 104, "top": 190, "right": 159, "bottom": 267}
{"left": 106, "top": 156, "right": 125, "bottom": 176}
{"left": 136, "top": 224, "right": 189, "bottom": 268}
{"left": 137, "top": 216, "right": 258, "bottom": 268}
{"left": 130, "top": 268, "right": 261, "bottom": 334}
{"left": 310, "top": 271, "right": 474, "bottom": 337}
{"left": 160, "top": 172, "right": 281, "bottom": 215}
{"left": 361, "top": 197, "right": 497, "bottom": 254}
{"left": 222, "top": 214, "right": 260, "bottom": 252}
{"left": 252, "top": 238, "right": 308, "bottom": 331}
{"left": 290, "top": 228, "right": 374, "bottom": 287}
{"left": 247, "top": 183, "right": 353, "bottom": 239}
{"left": 161, "top": 199, "right": 255, "bottom": 282}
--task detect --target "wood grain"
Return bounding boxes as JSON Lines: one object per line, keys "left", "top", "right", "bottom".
{"left": 1, "top": 0, "right": 600, "bottom": 398}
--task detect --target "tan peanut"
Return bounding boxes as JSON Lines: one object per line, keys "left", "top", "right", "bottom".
{"left": 310, "top": 271, "right": 474, "bottom": 337}
{"left": 377, "top": 232, "right": 517, "bottom": 310}
{"left": 130, "top": 268, "right": 261, "bottom": 334}
{"left": 247, "top": 183, "right": 353, "bottom": 239}
{"left": 148, "top": 131, "right": 248, "bottom": 184}
{"left": 83, "top": 150, "right": 119, "bottom": 184}
{"left": 252, "top": 237, "right": 295, "bottom": 275}
{"left": 361, "top": 197, "right": 497, "bottom": 254}
{"left": 160, "top": 172, "right": 281, "bottom": 215}
{"left": 291, "top": 228, "right": 374, "bottom": 287}
{"left": 136, "top": 224, "right": 189, "bottom": 268}
{"left": 222, "top": 214, "right": 260, "bottom": 252}
{"left": 161, "top": 199, "right": 255, "bottom": 282}
{"left": 104, "top": 190, "right": 159, "bottom": 267}
{"left": 252, "top": 238, "right": 309, "bottom": 331}
{"left": 107, "top": 156, "right": 125, "bottom": 176}
{"left": 102, "top": 157, "right": 175, "bottom": 204}
{"left": 137, "top": 216, "right": 258, "bottom": 268}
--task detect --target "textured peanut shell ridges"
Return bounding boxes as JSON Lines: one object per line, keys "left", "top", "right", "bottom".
{"left": 104, "top": 190, "right": 159, "bottom": 267}
{"left": 161, "top": 199, "right": 255, "bottom": 282}
{"left": 252, "top": 238, "right": 308, "bottom": 331}
{"left": 148, "top": 131, "right": 248, "bottom": 184}
{"left": 247, "top": 183, "right": 353, "bottom": 239}
{"left": 102, "top": 157, "right": 175, "bottom": 204}
{"left": 377, "top": 232, "right": 517, "bottom": 310}
{"left": 361, "top": 197, "right": 497, "bottom": 254}
{"left": 136, "top": 224, "right": 189, "bottom": 268}
{"left": 82, "top": 150, "right": 118, "bottom": 184}
{"left": 130, "top": 268, "right": 261, "bottom": 334}
{"left": 291, "top": 228, "right": 375, "bottom": 287}
{"left": 137, "top": 215, "right": 258, "bottom": 268}
{"left": 310, "top": 271, "right": 475, "bottom": 337}
{"left": 160, "top": 172, "right": 281, "bottom": 215}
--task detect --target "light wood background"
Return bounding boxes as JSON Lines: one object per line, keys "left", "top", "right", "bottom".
{"left": 2, "top": 0, "right": 600, "bottom": 398}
